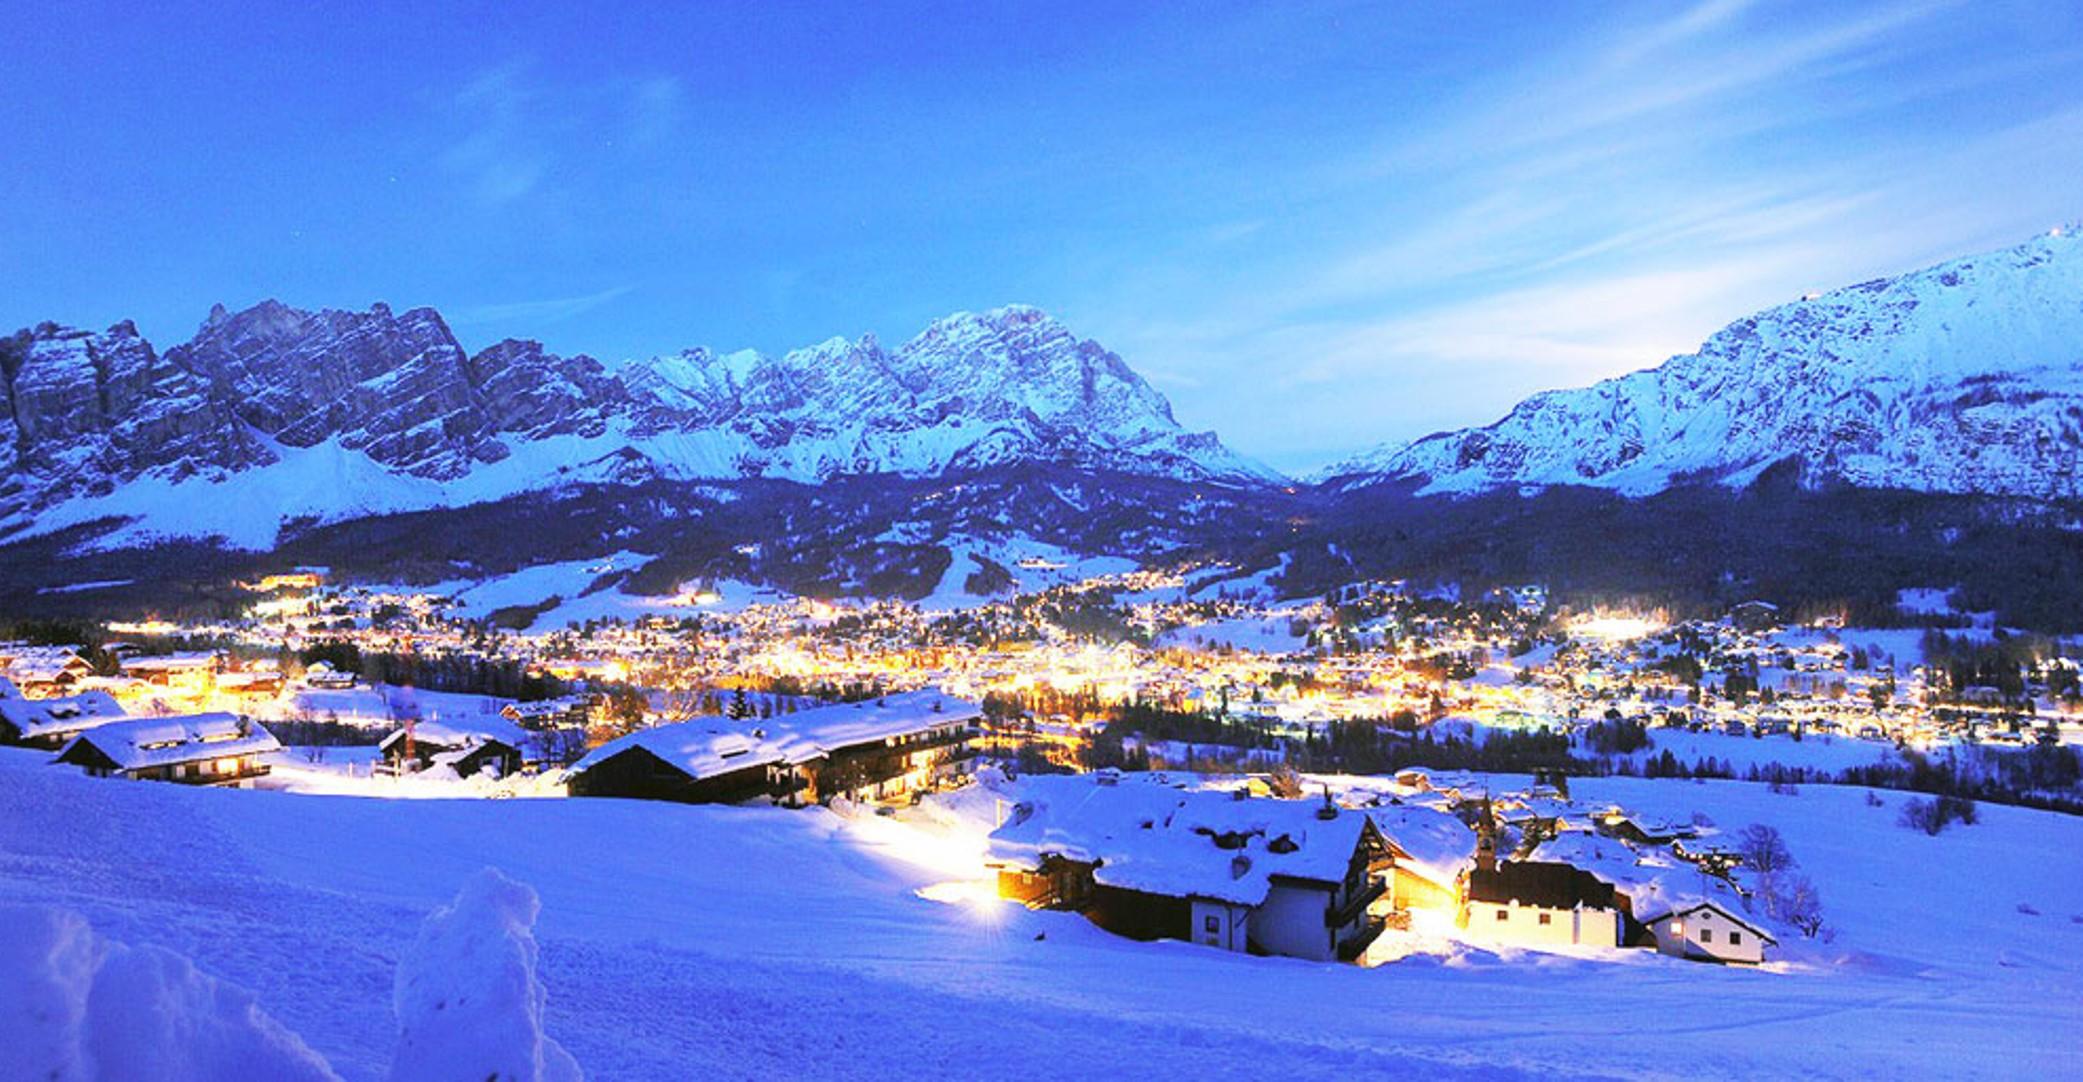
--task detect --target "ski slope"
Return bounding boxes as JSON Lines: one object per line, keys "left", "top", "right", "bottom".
{"left": 0, "top": 750, "right": 2075, "bottom": 1080}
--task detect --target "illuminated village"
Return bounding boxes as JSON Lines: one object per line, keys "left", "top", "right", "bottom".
{"left": 6, "top": 562, "right": 2076, "bottom": 974}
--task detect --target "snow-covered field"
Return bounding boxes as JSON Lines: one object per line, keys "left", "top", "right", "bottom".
{"left": 1, "top": 750, "right": 2077, "bottom": 1080}
{"left": 266, "top": 686, "right": 516, "bottom": 727}
{"left": 1155, "top": 614, "right": 1308, "bottom": 653}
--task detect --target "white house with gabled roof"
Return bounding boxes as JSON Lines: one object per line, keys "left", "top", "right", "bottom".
{"left": 1639, "top": 900, "right": 1776, "bottom": 964}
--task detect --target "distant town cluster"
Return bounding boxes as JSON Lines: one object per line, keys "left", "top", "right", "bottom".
{"left": 3, "top": 562, "right": 2077, "bottom": 972}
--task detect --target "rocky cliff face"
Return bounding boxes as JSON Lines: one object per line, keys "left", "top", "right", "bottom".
{"left": 1324, "top": 230, "right": 2083, "bottom": 500}
{"left": 3, "top": 300, "right": 1269, "bottom": 544}
{"left": 616, "top": 305, "right": 1267, "bottom": 481}
{"left": 1, "top": 321, "right": 265, "bottom": 506}
{"left": 168, "top": 300, "right": 509, "bottom": 479}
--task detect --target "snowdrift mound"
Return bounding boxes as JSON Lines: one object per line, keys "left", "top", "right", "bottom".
{"left": 391, "top": 866, "right": 582, "bottom": 1082}
{"left": 0, "top": 904, "right": 339, "bottom": 1081}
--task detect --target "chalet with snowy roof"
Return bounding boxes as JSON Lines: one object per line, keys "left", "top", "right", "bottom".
{"left": 2, "top": 646, "right": 93, "bottom": 695}
{"left": 1594, "top": 810, "right": 1700, "bottom": 846}
{"left": 55, "top": 713, "right": 280, "bottom": 786}
{"left": 215, "top": 669, "right": 286, "bottom": 697}
{"left": 1639, "top": 900, "right": 1775, "bottom": 964}
{"left": 303, "top": 661, "right": 358, "bottom": 689}
{"left": 502, "top": 696, "right": 593, "bottom": 730}
{"left": 121, "top": 651, "right": 220, "bottom": 688}
{"left": 988, "top": 778, "right": 1393, "bottom": 962}
{"left": 1362, "top": 802, "right": 1479, "bottom": 917}
{"left": 501, "top": 696, "right": 595, "bottom": 766}
{"left": 1464, "top": 860, "right": 1625, "bottom": 948}
{"left": 0, "top": 678, "right": 127, "bottom": 749}
{"left": 568, "top": 690, "right": 980, "bottom": 807}
{"left": 378, "top": 717, "right": 528, "bottom": 779}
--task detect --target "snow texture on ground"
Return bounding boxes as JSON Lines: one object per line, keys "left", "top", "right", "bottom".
{"left": 1, "top": 748, "right": 2077, "bottom": 1080}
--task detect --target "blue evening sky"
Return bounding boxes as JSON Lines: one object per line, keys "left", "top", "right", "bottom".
{"left": 3, "top": 1, "right": 2078, "bottom": 472}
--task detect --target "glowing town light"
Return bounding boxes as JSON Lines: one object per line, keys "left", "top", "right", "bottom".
{"left": 1568, "top": 614, "right": 1663, "bottom": 641}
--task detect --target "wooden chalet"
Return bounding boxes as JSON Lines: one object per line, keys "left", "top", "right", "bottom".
{"left": 55, "top": 713, "right": 281, "bottom": 786}
{"left": 568, "top": 690, "right": 980, "bottom": 807}
{"left": 989, "top": 778, "right": 1395, "bottom": 962}
{"left": 0, "top": 678, "right": 128, "bottom": 749}
{"left": 1, "top": 646, "right": 93, "bottom": 695}
{"left": 377, "top": 716, "right": 530, "bottom": 779}
{"left": 303, "top": 661, "right": 358, "bottom": 689}
{"left": 120, "top": 651, "right": 220, "bottom": 688}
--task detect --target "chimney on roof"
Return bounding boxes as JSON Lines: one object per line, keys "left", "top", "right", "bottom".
{"left": 1316, "top": 784, "right": 1338, "bottom": 820}
{"left": 1230, "top": 854, "right": 1251, "bottom": 880}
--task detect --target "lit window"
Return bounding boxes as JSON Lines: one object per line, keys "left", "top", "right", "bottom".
{"left": 1496, "top": 909, "right": 1509, "bottom": 921}
{"left": 1537, "top": 912, "right": 1552, "bottom": 925}
{"left": 1671, "top": 921, "right": 1685, "bottom": 936}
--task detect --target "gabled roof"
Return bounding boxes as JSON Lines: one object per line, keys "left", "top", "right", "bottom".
{"left": 378, "top": 715, "right": 532, "bottom": 754}
{"left": 0, "top": 685, "right": 127, "bottom": 741}
{"left": 1532, "top": 830, "right": 1754, "bottom": 926}
{"left": 1468, "top": 860, "right": 1619, "bottom": 910}
{"left": 1362, "top": 803, "right": 1478, "bottom": 886}
{"left": 571, "top": 690, "right": 980, "bottom": 782}
{"left": 987, "top": 775, "right": 1377, "bottom": 907}
{"left": 1638, "top": 898, "right": 1778, "bottom": 944}
{"left": 58, "top": 713, "right": 280, "bottom": 771}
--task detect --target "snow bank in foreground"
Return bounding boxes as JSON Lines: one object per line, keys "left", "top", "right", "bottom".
{"left": 0, "top": 905, "right": 339, "bottom": 1081}
{"left": 391, "top": 867, "right": 582, "bottom": 1082}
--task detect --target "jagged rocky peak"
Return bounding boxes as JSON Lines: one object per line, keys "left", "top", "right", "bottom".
{"left": 1325, "top": 229, "right": 2083, "bottom": 500}
{"left": 465, "top": 338, "right": 627, "bottom": 442}
{"left": 892, "top": 305, "right": 1177, "bottom": 430}
{"left": 0, "top": 319, "right": 266, "bottom": 505}
{"left": 169, "top": 299, "right": 508, "bottom": 479}
{"left": 3, "top": 296, "right": 1277, "bottom": 545}
{"left": 610, "top": 303, "right": 1272, "bottom": 483}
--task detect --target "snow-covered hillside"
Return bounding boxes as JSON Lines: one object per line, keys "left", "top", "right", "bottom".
{"left": 1, "top": 752, "right": 2076, "bottom": 1080}
{"left": 1, "top": 303, "right": 1273, "bottom": 545}
{"left": 1325, "top": 229, "right": 2083, "bottom": 498}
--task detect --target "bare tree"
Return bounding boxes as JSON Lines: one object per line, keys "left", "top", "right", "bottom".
{"left": 1737, "top": 823, "right": 1794, "bottom": 874}
{"left": 1761, "top": 870, "right": 1826, "bottom": 938}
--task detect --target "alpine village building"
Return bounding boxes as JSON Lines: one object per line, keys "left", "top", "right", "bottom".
{"left": 0, "top": 678, "right": 127, "bottom": 749}
{"left": 55, "top": 713, "right": 282, "bottom": 786}
{"left": 988, "top": 775, "right": 1396, "bottom": 963}
{"left": 567, "top": 690, "right": 981, "bottom": 807}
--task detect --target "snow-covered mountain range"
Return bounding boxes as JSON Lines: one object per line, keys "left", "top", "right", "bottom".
{"left": 1, "top": 303, "right": 1271, "bottom": 546}
{"left": 1323, "top": 229, "right": 2083, "bottom": 499}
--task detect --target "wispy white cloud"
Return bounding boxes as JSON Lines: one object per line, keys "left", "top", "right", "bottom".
{"left": 450, "top": 285, "right": 635, "bottom": 327}
{"left": 1077, "top": 0, "right": 2080, "bottom": 472}
{"left": 437, "top": 63, "right": 688, "bottom": 207}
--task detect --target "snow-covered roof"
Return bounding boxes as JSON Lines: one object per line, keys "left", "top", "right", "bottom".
{"left": 1531, "top": 830, "right": 1754, "bottom": 928}
{"left": 121, "top": 651, "right": 218, "bottom": 674}
{"left": 378, "top": 715, "right": 532, "bottom": 754}
{"left": 571, "top": 690, "right": 980, "bottom": 781}
{"left": 504, "top": 696, "right": 589, "bottom": 718}
{"left": 1362, "top": 803, "right": 1478, "bottom": 887}
{"left": 5, "top": 652, "right": 90, "bottom": 684}
{"left": 987, "top": 775, "right": 1375, "bottom": 906}
{"left": 1640, "top": 898, "right": 1778, "bottom": 943}
{"left": 0, "top": 685, "right": 127, "bottom": 741}
{"left": 60, "top": 713, "right": 281, "bottom": 771}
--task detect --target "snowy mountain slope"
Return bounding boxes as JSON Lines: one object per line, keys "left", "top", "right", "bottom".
{"left": 2, "top": 750, "right": 2078, "bottom": 1080}
{"left": 1324, "top": 229, "right": 2083, "bottom": 498}
{"left": 1, "top": 302, "right": 1273, "bottom": 545}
